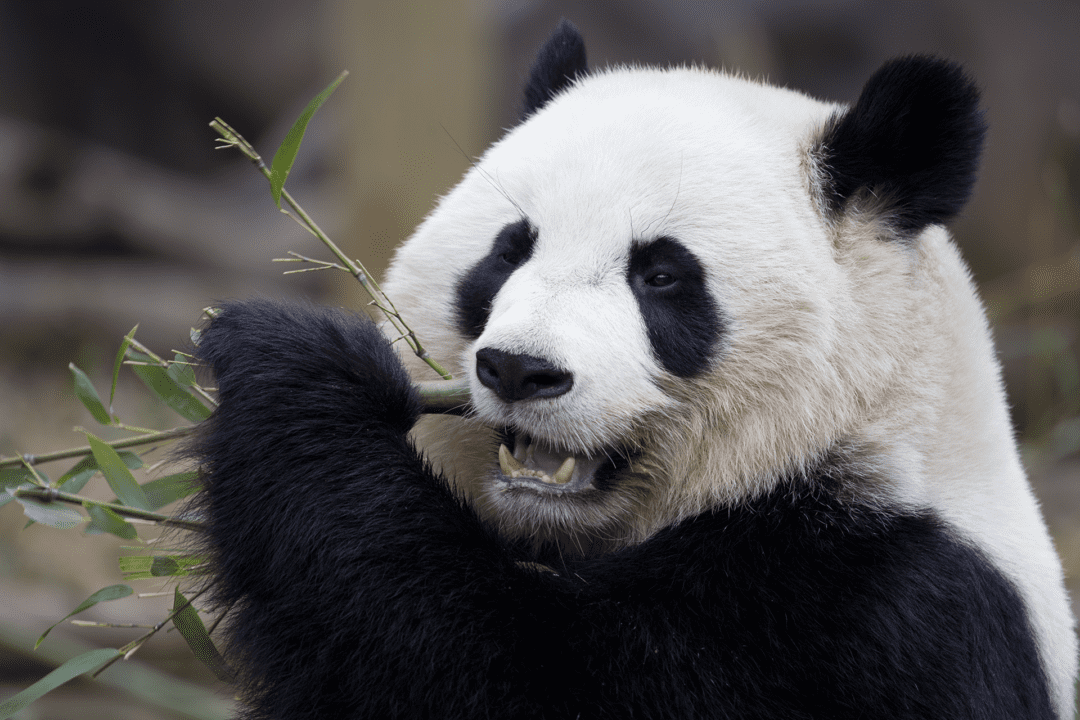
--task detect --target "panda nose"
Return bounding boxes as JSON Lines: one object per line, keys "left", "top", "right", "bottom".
{"left": 474, "top": 348, "right": 573, "bottom": 403}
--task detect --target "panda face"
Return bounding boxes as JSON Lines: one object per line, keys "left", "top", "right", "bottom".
{"left": 385, "top": 68, "right": 866, "bottom": 549}
{"left": 383, "top": 32, "right": 990, "bottom": 553}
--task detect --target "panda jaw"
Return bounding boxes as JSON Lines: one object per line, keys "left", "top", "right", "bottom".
{"left": 496, "top": 432, "right": 608, "bottom": 494}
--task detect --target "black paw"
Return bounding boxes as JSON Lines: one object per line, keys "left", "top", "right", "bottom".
{"left": 197, "top": 299, "right": 422, "bottom": 435}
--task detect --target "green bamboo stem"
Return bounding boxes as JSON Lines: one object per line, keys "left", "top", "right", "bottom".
{"left": 12, "top": 486, "right": 203, "bottom": 532}
{"left": 0, "top": 427, "right": 194, "bottom": 470}
{"left": 209, "top": 117, "right": 454, "bottom": 381}
{"left": 92, "top": 587, "right": 209, "bottom": 678}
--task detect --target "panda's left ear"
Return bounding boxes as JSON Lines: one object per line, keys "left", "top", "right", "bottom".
{"left": 817, "top": 55, "right": 986, "bottom": 236}
{"left": 521, "top": 19, "right": 588, "bottom": 120}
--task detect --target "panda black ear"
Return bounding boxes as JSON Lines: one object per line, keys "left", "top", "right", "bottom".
{"left": 521, "top": 19, "right": 588, "bottom": 120}
{"left": 818, "top": 55, "right": 986, "bottom": 236}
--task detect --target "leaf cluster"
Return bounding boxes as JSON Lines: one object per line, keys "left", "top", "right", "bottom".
{"left": 0, "top": 324, "right": 224, "bottom": 718}
{"left": 2, "top": 68, "right": 467, "bottom": 718}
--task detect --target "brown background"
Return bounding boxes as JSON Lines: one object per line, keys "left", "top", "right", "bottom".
{"left": 0, "top": 2, "right": 1077, "bottom": 718}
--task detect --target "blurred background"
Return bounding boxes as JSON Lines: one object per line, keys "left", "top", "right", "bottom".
{"left": 0, "top": 1, "right": 1077, "bottom": 717}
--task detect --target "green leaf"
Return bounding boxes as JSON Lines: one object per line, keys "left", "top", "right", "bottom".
{"left": 269, "top": 70, "right": 348, "bottom": 208}
{"left": 0, "top": 647, "right": 120, "bottom": 717}
{"left": 151, "top": 556, "right": 182, "bottom": 576}
{"left": 141, "top": 470, "right": 199, "bottom": 510}
{"left": 84, "top": 503, "right": 138, "bottom": 540}
{"left": 119, "top": 555, "right": 204, "bottom": 580}
{"left": 55, "top": 457, "right": 98, "bottom": 493}
{"left": 172, "top": 587, "right": 232, "bottom": 681}
{"left": 131, "top": 364, "right": 211, "bottom": 423}
{"left": 111, "top": 325, "right": 139, "bottom": 409}
{"left": 69, "top": 363, "right": 112, "bottom": 425}
{"left": 1, "top": 467, "right": 33, "bottom": 489}
{"left": 35, "top": 584, "right": 133, "bottom": 649}
{"left": 117, "top": 556, "right": 153, "bottom": 578}
{"left": 14, "top": 496, "right": 85, "bottom": 529}
{"left": 167, "top": 355, "right": 196, "bottom": 388}
{"left": 87, "top": 434, "right": 150, "bottom": 511}
{"left": 0, "top": 468, "right": 35, "bottom": 508}
{"left": 57, "top": 451, "right": 142, "bottom": 494}
{"left": 126, "top": 350, "right": 155, "bottom": 364}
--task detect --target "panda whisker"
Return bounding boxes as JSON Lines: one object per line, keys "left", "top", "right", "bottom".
{"left": 440, "top": 121, "right": 525, "bottom": 217}
{"left": 192, "top": 27, "right": 1075, "bottom": 718}
{"left": 657, "top": 152, "right": 684, "bottom": 230}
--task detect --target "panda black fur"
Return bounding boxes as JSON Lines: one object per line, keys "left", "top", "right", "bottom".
{"left": 189, "top": 21, "right": 1077, "bottom": 720}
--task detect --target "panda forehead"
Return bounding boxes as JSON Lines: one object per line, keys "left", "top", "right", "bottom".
{"left": 474, "top": 79, "right": 820, "bottom": 240}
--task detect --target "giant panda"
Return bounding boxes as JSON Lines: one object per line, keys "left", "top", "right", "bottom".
{"left": 189, "top": 20, "right": 1078, "bottom": 720}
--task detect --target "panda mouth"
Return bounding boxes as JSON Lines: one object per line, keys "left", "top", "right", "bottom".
{"left": 496, "top": 431, "right": 610, "bottom": 493}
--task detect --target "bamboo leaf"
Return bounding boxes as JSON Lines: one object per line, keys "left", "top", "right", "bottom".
{"left": 69, "top": 364, "right": 112, "bottom": 425}
{"left": 269, "top": 71, "right": 347, "bottom": 208}
{"left": 111, "top": 325, "right": 139, "bottom": 409}
{"left": 57, "top": 451, "right": 143, "bottom": 494}
{"left": 172, "top": 588, "right": 232, "bottom": 681}
{"left": 119, "top": 555, "right": 203, "bottom": 580}
{"left": 0, "top": 468, "right": 35, "bottom": 508}
{"left": 0, "top": 647, "right": 120, "bottom": 717}
{"left": 151, "top": 556, "right": 182, "bottom": 576}
{"left": 87, "top": 434, "right": 150, "bottom": 511}
{"left": 141, "top": 470, "right": 199, "bottom": 510}
{"left": 14, "top": 495, "right": 85, "bottom": 529}
{"left": 84, "top": 503, "right": 138, "bottom": 539}
{"left": 167, "top": 355, "right": 196, "bottom": 388}
{"left": 35, "top": 584, "right": 133, "bottom": 649}
{"left": 131, "top": 365, "right": 211, "bottom": 423}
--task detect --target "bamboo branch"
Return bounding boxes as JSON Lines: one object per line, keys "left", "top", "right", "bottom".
{"left": 209, "top": 117, "right": 454, "bottom": 381}
{"left": 0, "top": 427, "right": 195, "bottom": 470}
{"left": 12, "top": 487, "right": 203, "bottom": 532}
{"left": 91, "top": 588, "right": 208, "bottom": 678}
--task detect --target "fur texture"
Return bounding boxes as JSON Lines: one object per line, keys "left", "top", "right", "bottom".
{"left": 521, "top": 19, "right": 588, "bottom": 119}
{"left": 188, "top": 23, "right": 1078, "bottom": 719}
{"left": 192, "top": 300, "right": 1055, "bottom": 719}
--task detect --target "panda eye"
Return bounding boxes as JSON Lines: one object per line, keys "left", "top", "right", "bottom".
{"left": 500, "top": 251, "right": 522, "bottom": 266}
{"left": 645, "top": 272, "right": 676, "bottom": 288}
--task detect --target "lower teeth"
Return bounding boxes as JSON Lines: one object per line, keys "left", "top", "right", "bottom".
{"left": 498, "top": 443, "right": 576, "bottom": 485}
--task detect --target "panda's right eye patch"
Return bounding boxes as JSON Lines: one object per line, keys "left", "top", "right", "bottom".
{"left": 627, "top": 237, "right": 724, "bottom": 378}
{"left": 455, "top": 219, "right": 537, "bottom": 339}
{"left": 644, "top": 272, "right": 676, "bottom": 288}
{"left": 499, "top": 250, "right": 523, "bottom": 266}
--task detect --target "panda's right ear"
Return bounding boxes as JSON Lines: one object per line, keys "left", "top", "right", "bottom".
{"left": 817, "top": 55, "right": 986, "bottom": 237}
{"left": 521, "top": 19, "right": 588, "bottom": 120}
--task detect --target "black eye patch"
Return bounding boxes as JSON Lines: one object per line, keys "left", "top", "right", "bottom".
{"left": 627, "top": 237, "right": 724, "bottom": 378}
{"left": 455, "top": 219, "right": 537, "bottom": 339}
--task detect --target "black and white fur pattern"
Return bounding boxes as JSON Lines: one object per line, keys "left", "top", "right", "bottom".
{"left": 189, "top": 21, "right": 1077, "bottom": 719}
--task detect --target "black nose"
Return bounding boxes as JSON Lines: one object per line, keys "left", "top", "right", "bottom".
{"left": 475, "top": 348, "right": 573, "bottom": 403}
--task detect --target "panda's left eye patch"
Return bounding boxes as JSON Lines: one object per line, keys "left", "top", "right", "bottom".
{"left": 455, "top": 218, "right": 537, "bottom": 339}
{"left": 627, "top": 237, "right": 724, "bottom": 378}
{"left": 645, "top": 272, "right": 676, "bottom": 288}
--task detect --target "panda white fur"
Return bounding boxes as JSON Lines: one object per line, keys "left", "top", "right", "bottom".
{"left": 190, "top": 20, "right": 1077, "bottom": 719}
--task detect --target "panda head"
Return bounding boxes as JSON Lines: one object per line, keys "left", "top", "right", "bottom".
{"left": 384, "top": 20, "right": 985, "bottom": 554}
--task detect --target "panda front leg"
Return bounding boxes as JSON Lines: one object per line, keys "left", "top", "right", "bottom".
{"left": 192, "top": 300, "right": 759, "bottom": 720}
{"left": 188, "top": 299, "right": 1057, "bottom": 720}
{"left": 190, "top": 299, "right": 582, "bottom": 719}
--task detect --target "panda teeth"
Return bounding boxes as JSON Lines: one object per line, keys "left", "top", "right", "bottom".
{"left": 498, "top": 443, "right": 576, "bottom": 485}
{"left": 551, "top": 456, "right": 576, "bottom": 484}
{"left": 499, "top": 444, "right": 525, "bottom": 475}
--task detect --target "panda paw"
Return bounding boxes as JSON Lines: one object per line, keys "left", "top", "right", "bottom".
{"left": 196, "top": 298, "right": 422, "bottom": 437}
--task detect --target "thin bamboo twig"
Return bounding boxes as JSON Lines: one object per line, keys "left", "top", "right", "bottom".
{"left": 209, "top": 117, "right": 454, "bottom": 381}
{"left": 0, "top": 427, "right": 195, "bottom": 470}
{"left": 127, "top": 338, "right": 218, "bottom": 408}
{"left": 91, "top": 588, "right": 209, "bottom": 677}
{"left": 12, "top": 487, "right": 203, "bottom": 531}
